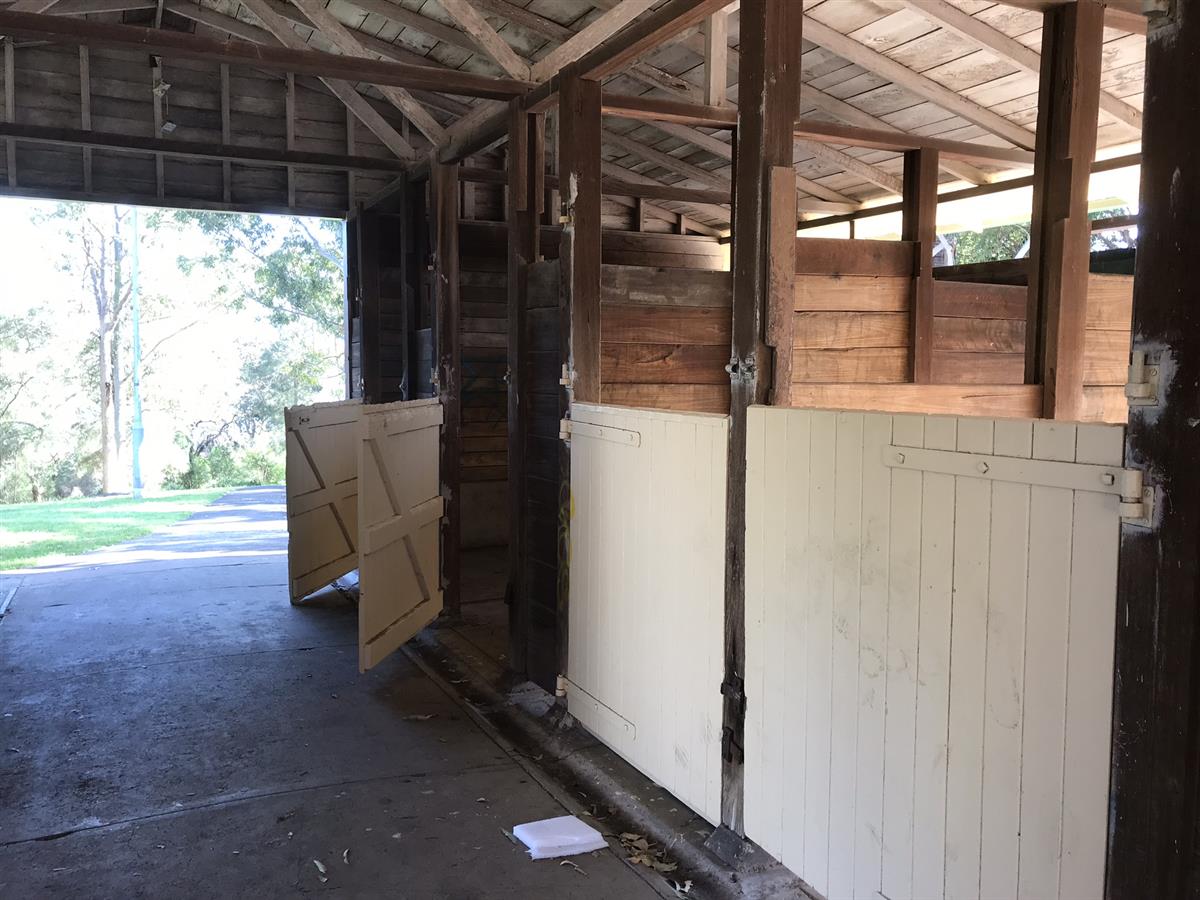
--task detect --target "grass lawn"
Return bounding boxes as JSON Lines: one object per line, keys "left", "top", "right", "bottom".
{"left": 0, "top": 490, "right": 227, "bottom": 571}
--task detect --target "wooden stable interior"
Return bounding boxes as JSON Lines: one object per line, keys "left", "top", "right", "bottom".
{"left": 5, "top": 0, "right": 1200, "bottom": 896}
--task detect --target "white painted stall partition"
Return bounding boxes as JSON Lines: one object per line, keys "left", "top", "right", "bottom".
{"left": 744, "top": 407, "right": 1123, "bottom": 900}
{"left": 568, "top": 403, "right": 728, "bottom": 826}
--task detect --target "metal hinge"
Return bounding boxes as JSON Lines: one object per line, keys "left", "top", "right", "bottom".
{"left": 559, "top": 364, "right": 572, "bottom": 387}
{"left": 560, "top": 418, "right": 641, "bottom": 447}
{"left": 555, "top": 674, "right": 568, "bottom": 698}
{"left": 1118, "top": 466, "right": 1156, "bottom": 528}
{"left": 1125, "top": 350, "right": 1160, "bottom": 406}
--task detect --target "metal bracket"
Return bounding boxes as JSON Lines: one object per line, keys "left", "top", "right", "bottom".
{"left": 559, "top": 364, "right": 572, "bottom": 387}
{"left": 560, "top": 418, "right": 641, "bottom": 447}
{"left": 1125, "top": 350, "right": 1161, "bottom": 406}
{"left": 725, "top": 355, "right": 757, "bottom": 383}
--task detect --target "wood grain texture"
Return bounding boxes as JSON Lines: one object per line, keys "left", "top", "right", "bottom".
{"left": 794, "top": 274, "right": 911, "bottom": 312}
{"left": 601, "top": 342, "right": 729, "bottom": 384}
{"left": 795, "top": 237, "right": 916, "bottom": 276}
{"left": 604, "top": 304, "right": 732, "bottom": 345}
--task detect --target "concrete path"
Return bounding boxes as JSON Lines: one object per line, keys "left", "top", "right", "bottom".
{"left": 0, "top": 487, "right": 662, "bottom": 899}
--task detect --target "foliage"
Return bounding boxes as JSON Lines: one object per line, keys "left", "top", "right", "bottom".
{"left": 168, "top": 211, "right": 346, "bottom": 334}
{"left": 236, "top": 341, "right": 329, "bottom": 440}
{"left": 0, "top": 490, "right": 225, "bottom": 570}
{"left": 943, "top": 206, "right": 1137, "bottom": 266}
{"left": 0, "top": 310, "right": 50, "bottom": 476}
{"left": 160, "top": 444, "right": 284, "bottom": 491}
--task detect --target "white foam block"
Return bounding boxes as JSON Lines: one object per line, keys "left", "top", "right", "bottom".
{"left": 511, "top": 815, "right": 607, "bottom": 860}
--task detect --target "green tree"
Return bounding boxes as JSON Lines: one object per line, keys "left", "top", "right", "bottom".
{"left": 0, "top": 311, "right": 50, "bottom": 499}
{"left": 236, "top": 341, "right": 329, "bottom": 441}
{"left": 168, "top": 212, "right": 346, "bottom": 334}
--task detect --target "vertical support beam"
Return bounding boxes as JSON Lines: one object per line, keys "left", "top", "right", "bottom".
{"left": 633, "top": 195, "right": 646, "bottom": 232}
{"left": 1025, "top": 0, "right": 1104, "bottom": 420}
{"left": 765, "top": 165, "right": 797, "bottom": 406}
{"left": 506, "top": 103, "right": 545, "bottom": 676}
{"left": 150, "top": 57, "right": 164, "bottom": 200}
{"left": 357, "top": 209, "right": 382, "bottom": 403}
{"left": 344, "top": 214, "right": 358, "bottom": 398}
{"left": 5, "top": 38, "right": 16, "bottom": 188}
{"left": 902, "top": 147, "right": 938, "bottom": 383}
{"left": 220, "top": 63, "right": 231, "bottom": 204}
{"left": 345, "top": 104, "right": 355, "bottom": 208}
{"left": 433, "top": 162, "right": 462, "bottom": 620}
{"left": 704, "top": 9, "right": 728, "bottom": 107}
{"left": 719, "top": 0, "right": 802, "bottom": 839}
{"left": 285, "top": 72, "right": 296, "bottom": 209}
{"left": 558, "top": 74, "right": 602, "bottom": 404}
{"left": 1108, "top": 3, "right": 1200, "bottom": 897}
{"left": 79, "top": 46, "right": 91, "bottom": 192}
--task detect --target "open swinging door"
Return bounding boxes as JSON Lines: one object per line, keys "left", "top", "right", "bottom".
{"left": 284, "top": 398, "right": 362, "bottom": 603}
{"left": 357, "top": 398, "right": 445, "bottom": 671}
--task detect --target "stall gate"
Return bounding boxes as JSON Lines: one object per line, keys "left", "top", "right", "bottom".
{"left": 744, "top": 407, "right": 1126, "bottom": 900}
{"left": 284, "top": 398, "right": 362, "bottom": 603}
{"left": 567, "top": 403, "right": 728, "bottom": 825}
{"left": 285, "top": 397, "right": 443, "bottom": 673}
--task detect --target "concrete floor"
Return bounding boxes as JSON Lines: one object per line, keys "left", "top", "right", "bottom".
{"left": 0, "top": 487, "right": 664, "bottom": 899}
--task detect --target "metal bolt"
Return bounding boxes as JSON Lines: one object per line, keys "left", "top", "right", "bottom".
{"left": 1101, "top": 472, "right": 1116, "bottom": 487}
{"left": 895, "top": 452, "right": 905, "bottom": 464}
{"left": 977, "top": 461, "right": 990, "bottom": 474}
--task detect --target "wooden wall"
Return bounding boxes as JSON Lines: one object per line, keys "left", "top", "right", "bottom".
{"left": 744, "top": 407, "right": 1124, "bottom": 900}
{"left": 600, "top": 264, "right": 732, "bottom": 413}
{"left": 789, "top": 238, "right": 1134, "bottom": 423}
{"left": 567, "top": 403, "right": 727, "bottom": 826}
{"left": 0, "top": 43, "right": 401, "bottom": 215}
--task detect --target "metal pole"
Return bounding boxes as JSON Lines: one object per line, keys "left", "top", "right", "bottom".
{"left": 130, "top": 206, "right": 144, "bottom": 497}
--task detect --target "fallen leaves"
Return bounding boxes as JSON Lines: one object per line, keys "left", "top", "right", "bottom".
{"left": 618, "top": 832, "right": 678, "bottom": 874}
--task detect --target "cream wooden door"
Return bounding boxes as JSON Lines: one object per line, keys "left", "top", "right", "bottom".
{"left": 357, "top": 398, "right": 444, "bottom": 671}
{"left": 284, "top": 398, "right": 362, "bottom": 603}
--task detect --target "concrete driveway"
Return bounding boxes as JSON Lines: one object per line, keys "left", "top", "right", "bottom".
{"left": 0, "top": 487, "right": 664, "bottom": 899}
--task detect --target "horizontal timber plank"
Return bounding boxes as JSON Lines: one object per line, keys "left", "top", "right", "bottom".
{"left": 793, "top": 311, "right": 909, "bottom": 350}
{"left": 603, "top": 304, "right": 732, "bottom": 345}
{"left": 1086, "top": 274, "right": 1135, "bottom": 330}
{"left": 795, "top": 237, "right": 915, "bottom": 276}
{"left": 792, "top": 347, "right": 908, "bottom": 383}
{"left": 1083, "top": 328, "right": 1132, "bottom": 384}
{"left": 931, "top": 350, "right": 1024, "bottom": 384}
{"left": 932, "top": 279, "right": 1027, "bottom": 319}
{"left": 601, "top": 264, "right": 732, "bottom": 307}
{"left": 795, "top": 274, "right": 911, "bottom": 312}
{"left": 932, "top": 316, "right": 1026, "bottom": 352}
{"left": 789, "top": 383, "right": 1043, "bottom": 418}
{"left": 601, "top": 342, "right": 730, "bottom": 384}
{"left": 600, "top": 383, "right": 730, "bottom": 413}
{"left": 1079, "top": 385, "right": 1128, "bottom": 424}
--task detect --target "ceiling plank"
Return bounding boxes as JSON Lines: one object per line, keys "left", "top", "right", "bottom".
{"left": 902, "top": 0, "right": 1141, "bottom": 131}
{"left": 801, "top": 82, "right": 992, "bottom": 185}
{"left": 802, "top": 15, "right": 1037, "bottom": 150}
{"left": 235, "top": 0, "right": 416, "bottom": 158}
{"left": 286, "top": 0, "right": 447, "bottom": 144}
{"left": 341, "top": 0, "right": 475, "bottom": 52}
{"left": 529, "top": 0, "right": 658, "bottom": 83}
{"left": 0, "top": 9, "right": 531, "bottom": 98}
{"left": 599, "top": 159, "right": 732, "bottom": 224}
{"left": 572, "top": 0, "right": 731, "bottom": 80}
{"left": 436, "top": 0, "right": 530, "bottom": 80}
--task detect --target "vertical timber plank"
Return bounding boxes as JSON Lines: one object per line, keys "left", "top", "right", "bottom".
{"left": 433, "top": 163, "right": 461, "bottom": 619}
{"left": 944, "top": 416, "right": 995, "bottom": 898}
{"left": 559, "top": 74, "right": 602, "bottom": 405}
{"left": 902, "top": 148, "right": 938, "bottom": 383}
{"left": 1108, "top": 4, "right": 1200, "bottom": 897}
{"left": 911, "top": 415, "right": 955, "bottom": 900}
{"left": 1025, "top": 0, "right": 1104, "bottom": 419}
{"left": 220, "top": 63, "right": 231, "bottom": 204}
{"left": 6, "top": 39, "right": 16, "bottom": 187}
{"left": 285, "top": 72, "right": 296, "bottom": 209}
{"left": 80, "top": 47, "right": 92, "bottom": 193}
{"left": 1018, "top": 421, "right": 1076, "bottom": 899}
{"left": 766, "top": 166, "right": 798, "bottom": 406}
{"left": 358, "top": 209, "right": 381, "bottom": 403}
{"left": 980, "top": 418, "right": 1033, "bottom": 900}
{"left": 721, "top": 0, "right": 802, "bottom": 838}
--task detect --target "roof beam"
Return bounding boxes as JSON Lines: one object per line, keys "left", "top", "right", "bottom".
{"left": 529, "top": 0, "right": 658, "bottom": 82}
{"left": 703, "top": 8, "right": 728, "bottom": 106}
{"left": 802, "top": 15, "right": 1037, "bottom": 150}
{"left": 599, "top": 159, "right": 732, "bottom": 224}
{"left": 436, "top": 0, "right": 530, "bottom": 80}
{"left": 793, "top": 117, "right": 1035, "bottom": 165}
{"left": 285, "top": 0, "right": 447, "bottom": 144}
{"left": 601, "top": 92, "right": 736, "bottom": 128}
{"left": 0, "top": 120, "right": 409, "bottom": 171}
{"left": 0, "top": 9, "right": 532, "bottom": 98}
{"left": 341, "top": 0, "right": 474, "bottom": 52}
{"left": 234, "top": 0, "right": 416, "bottom": 159}
{"left": 900, "top": 0, "right": 1141, "bottom": 131}
{"left": 571, "top": 0, "right": 732, "bottom": 80}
